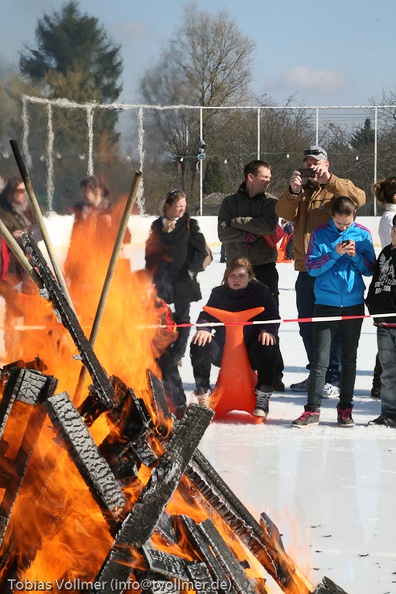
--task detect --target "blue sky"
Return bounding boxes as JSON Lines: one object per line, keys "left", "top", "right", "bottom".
{"left": 2, "top": 0, "right": 396, "bottom": 107}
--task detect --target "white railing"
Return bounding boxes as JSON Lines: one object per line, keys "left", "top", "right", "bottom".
{"left": 21, "top": 96, "right": 396, "bottom": 214}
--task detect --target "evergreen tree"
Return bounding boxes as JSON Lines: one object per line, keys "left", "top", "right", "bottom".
{"left": 19, "top": 1, "right": 124, "bottom": 211}
{"left": 350, "top": 118, "right": 375, "bottom": 149}
{"left": 203, "top": 157, "right": 226, "bottom": 195}
{"left": 19, "top": 1, "right": 122, "bottom": 103}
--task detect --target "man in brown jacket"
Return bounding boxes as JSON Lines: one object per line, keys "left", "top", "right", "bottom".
{"left": 275, "top": 145, "right": 366, "bottom": 393}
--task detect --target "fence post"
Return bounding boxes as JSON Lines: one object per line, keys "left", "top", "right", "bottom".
{"left": 374, "top": 106, "right": 378, "bottom": 217}
{"left": 199, "top": 107, "right": 203, "bottom": 215}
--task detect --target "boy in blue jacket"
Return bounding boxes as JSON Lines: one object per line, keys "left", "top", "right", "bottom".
{"left": 292, "top": 196, "right": 376, "bottom": 428}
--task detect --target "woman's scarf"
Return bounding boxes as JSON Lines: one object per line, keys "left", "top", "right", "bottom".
{"left": 162, "top": 217, "right": 179, "bottom": 233}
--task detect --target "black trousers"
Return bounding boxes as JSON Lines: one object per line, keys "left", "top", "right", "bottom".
{"left": 251, "top": 262, "right": 284, "bottom": 381}
{"left": 157, "top": 350, "right": 186, "bottom": 415}
{"left": 170, "top": 299, "right": 191, "bottom": 362}
{"left": 190, "top": 332, "right": 278, "bottom": 392}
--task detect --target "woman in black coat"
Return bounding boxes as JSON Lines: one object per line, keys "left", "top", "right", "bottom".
{"left": 145, "top": 189, "right": 208, "bottom": 364}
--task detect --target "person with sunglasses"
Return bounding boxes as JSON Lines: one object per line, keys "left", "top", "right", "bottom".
{"left": 275, "top": 146, "right": 366, "bottom": 396}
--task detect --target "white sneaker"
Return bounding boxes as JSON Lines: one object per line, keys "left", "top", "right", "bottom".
{"left": 253, "top": 389, "right": 271, "bottom": 418}
{"left": 322, "top": 383, "right": 340, "bottom": 398}
{"left": 194, "top": 388, "right": 211, "bottom": 408}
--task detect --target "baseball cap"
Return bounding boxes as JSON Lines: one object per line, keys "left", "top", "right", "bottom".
{"left": 303, "top": 145, "right": 328, "bottom": 161}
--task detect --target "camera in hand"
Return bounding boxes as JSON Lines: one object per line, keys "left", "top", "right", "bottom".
{"left": 299, "top": 167, "right": 315, "bottom": 179}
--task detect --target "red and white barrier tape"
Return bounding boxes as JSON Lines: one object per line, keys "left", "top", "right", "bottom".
{"left": 6, "top": 311, "right": 396, "bottom": 331}
{"left": 158, "top": 311, "right": 396, "bottom": 329}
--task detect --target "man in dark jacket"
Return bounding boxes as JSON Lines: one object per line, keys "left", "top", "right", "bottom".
{"left": 218, "top": 160, "right": 284, "bottom": 390}
{"left": 366, "top": 214, "right": 396, "bottom": 427}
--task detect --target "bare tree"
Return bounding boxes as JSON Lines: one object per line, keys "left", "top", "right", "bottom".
{"left": 141, "top": 4, "right": 255, "bottom": 108}
{"left": 139, "top": 4, "right": 256, "bottom": 211}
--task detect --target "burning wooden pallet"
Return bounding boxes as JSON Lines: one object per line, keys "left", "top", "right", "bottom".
{"left": 0, "top": 364, "right": 348, "bottom": 594}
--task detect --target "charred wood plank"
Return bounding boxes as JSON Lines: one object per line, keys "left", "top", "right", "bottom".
{"left": 147, "top": 369, "right": 172, "bottom": 421}
{"left": 97, "top": 384, "right": 158, "bottom": 479}
{"left": 91, "top": 404, "right": 213, "bottom": 593}
{"left": 0, "top": 367, "right": 57, "bottom": 437}
{"left": 142, "top": 543, "right": 214, "bottom": 587}
{"left": 186, "top": 562, "right": 221, "bottom": 594}
{"left": 131, "top": 431, "right": 158, "bottom": 467}
{"left": 22, "top": 232, "right": 115, "bottom": 409}
{"left": 100, "top": 382, "right": 151, "bottom": 440}
{"left": 12, "top": 367, "right": 57, "bottom": 405}
{"left": 260, "top": 512, "right": 285, "bottom": 552}
{"left": 44, "top": 391, "right": 125, "bottom": 524}
{"left": 116, "top": 404, "right": 213, "bottom": 546}
{"left": 0, "top": 368, "right": 57, "bottom": 547}
{"left": 83, "top": 377, "right": 158, "bottom": 474}
{"left": 97, "top": 432, "right": 158, "bottom": 488}
{"left": 180, "top": 515, "right": 238, "bottom": 593}
{"left": 137, "top": 549, "right": 227, "bottom": 593}
{"left": 79, "top": 375, "right": 151, "bottom": 433}
{"left": 197, "top": 518, "right": 257, "bottom": 594}
{"left": 186, "top": 449, "right": 314, "bottom": 594}
{"left": 155, "top": 514, "right": 178, "bottom": 546}
{"left": 90, "top": 549, "right": 133, "bottom": 593}
{"left": 312, "top": 576, "right": 349, "bottom": 593}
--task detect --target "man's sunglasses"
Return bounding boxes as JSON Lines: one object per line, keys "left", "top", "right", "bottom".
{"left": 304, "top": 149, "right": 323, "bottom": 156}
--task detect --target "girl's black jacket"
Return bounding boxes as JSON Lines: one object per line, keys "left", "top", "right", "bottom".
{"left": 196, "top": 280, "right": 280, "bottom": 341}
{"left": 366, "top": 244, "right": 396, "bottom": 326}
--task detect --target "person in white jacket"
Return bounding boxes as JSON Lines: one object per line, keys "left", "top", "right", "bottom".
{"left": 376, "top": 177, "right": 396, "bottom": 247}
